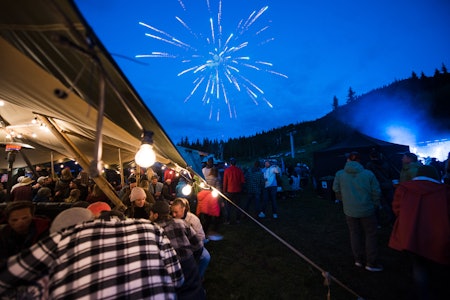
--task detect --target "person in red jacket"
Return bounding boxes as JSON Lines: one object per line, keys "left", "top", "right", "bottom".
{"left": 222, "top": 157, "right": 245, "bottom": 224}
{"left": 0, "top": 201, "right": 50, "bottom": 264}
{"left": 389, "top": 165, "right": 450, "bottom": 300}
{"left": 196, "top": 189, "right": 222, "bottom": 240}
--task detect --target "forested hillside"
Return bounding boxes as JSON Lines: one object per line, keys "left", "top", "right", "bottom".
{"left": 178, "top": 66, "right": 450, "bottom": 164}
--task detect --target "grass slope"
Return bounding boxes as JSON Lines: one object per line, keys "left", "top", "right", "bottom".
{"left": 202, "top": 187, "right": 414, "bottom": 300}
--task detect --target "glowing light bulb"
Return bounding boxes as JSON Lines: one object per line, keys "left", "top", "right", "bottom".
{"left": 135, "top": 144, "right": 156, "bottom": 168}
{"left": 182, "top": 184, "right": 192, "bottom": 196}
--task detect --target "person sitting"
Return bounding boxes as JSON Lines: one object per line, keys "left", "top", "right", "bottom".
{"left": 0, "top": 201, "right": 50, "bottom": 264}
{"left": 32, "top": 187, "right": 53, "bottom": 202}
{"left": 150, "top": 201, "right": 205, "bottom": 300}
{"left": 171, "top": 198, "right": 211, "bottom": 279}
{"left": 162, "top": 178, "right": 176, "bottom": 204}
{"left": 0, "top": 206, "right": 184, "bottom": 299}
{"left": 125, "top": 187, "right": 152, "bottom": 219}
{"left": 64, "top": 188, "right": 81, "bottom": 203}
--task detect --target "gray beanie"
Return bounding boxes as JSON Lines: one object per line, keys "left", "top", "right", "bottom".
{"left": 50, "top": 207, "right": 94, "bottom": 233}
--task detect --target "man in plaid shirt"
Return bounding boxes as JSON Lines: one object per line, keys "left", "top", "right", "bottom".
{"left": 0, "top": 217, "right": 184, "bottom": 299}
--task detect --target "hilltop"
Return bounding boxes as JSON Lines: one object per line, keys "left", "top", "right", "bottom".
{"left": 179, "top": 67, "right": 450, "bottom": 164}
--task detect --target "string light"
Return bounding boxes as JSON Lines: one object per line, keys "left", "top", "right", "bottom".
{"left": 181, "top": 184, "right": 192, "bottom": 196}
{"left": 135, "top": 130, "right": 156, "bottom": 168}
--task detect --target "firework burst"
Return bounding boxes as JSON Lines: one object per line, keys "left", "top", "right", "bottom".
{"left": 136, "top": 0, "right": 287, "bottom": 120}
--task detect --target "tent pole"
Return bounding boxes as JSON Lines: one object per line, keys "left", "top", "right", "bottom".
{"left": 118, "top": 148, "right": 124, "bottom": 188}
{"left": 5, "top": 151, "right": 16, "bottom": 201}
{"left": 19, "top": 150, "right": 39, "bottom": 179}
{"left": 89, "top": 68, "right": 105, "bottom": 178}
{"left": 39, "top": 115, "right": 126, "bottom": 211}
{"left": 50, "top": 152, "right": 55, "bottom": 179}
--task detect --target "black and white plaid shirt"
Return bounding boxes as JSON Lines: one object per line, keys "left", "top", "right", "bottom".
{"left": 0, "top": 218, "right": 184, "bottom": 299}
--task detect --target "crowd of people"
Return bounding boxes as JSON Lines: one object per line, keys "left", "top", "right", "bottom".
{"left": 0, "top": 150, "right": 449, "bottom": 299}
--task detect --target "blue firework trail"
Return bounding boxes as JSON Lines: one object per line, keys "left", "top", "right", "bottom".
{"left": 136, "top": 0, "right": 287, "bottom": 121}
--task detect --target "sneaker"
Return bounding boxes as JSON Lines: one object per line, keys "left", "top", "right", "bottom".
{"left": 365, "top": 264, "right": 383, "bottom": 272}
{"left": 354, "top": 261, "right": 363, "bottom": 268}
{"left": 272, "top": 213, "right": 278, "bottom": 219}
{"left": 258, "top": 212, "right": 266, "bottom": 218}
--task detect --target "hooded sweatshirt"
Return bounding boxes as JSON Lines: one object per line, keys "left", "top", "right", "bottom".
{"left": 332, "top": 160, "right": 381, "bottom": 218}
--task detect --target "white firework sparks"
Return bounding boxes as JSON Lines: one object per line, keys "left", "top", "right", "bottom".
{"left": 136, "top": 0, "right": 287, "bottom": 120}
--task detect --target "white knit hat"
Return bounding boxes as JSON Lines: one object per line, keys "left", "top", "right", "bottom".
{"left": 130, "top": 187, "right": 146, "bottom": 202}
{"left": 50, "top": 207, "right": 94, "bottom": 233}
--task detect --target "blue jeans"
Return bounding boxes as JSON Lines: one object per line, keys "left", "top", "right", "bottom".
{"left": 262, "top": 186, "right": 278, "bottom": 214}
{"left": 198, "top": 247, "right": 211, "bottom": 279}
{"left": 225, "top": 192, "right": 242, "bottom": 222}
{"left": 245, "top": 191, "right": 262, "bottom": 214}
{"left": 345, "top": 214, "right": 379, "bottom": 265}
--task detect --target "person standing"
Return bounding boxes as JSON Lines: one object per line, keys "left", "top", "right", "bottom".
{"left": 389, "top": 165, "right": 450, "bottom": 299}
{"left": 149, "top": 175, "right": 164, "bottom": 201}
{"left": 399, "top": 152, "right": 421, "bottom": 183}
{"left": 332, "top": 151, "right": 383, "bottom": 271}
{"left": 10, "top": 177, "right": 34, "bottom": 202}
{"left": 260, "top": 160, "right": 280, "bottom": 219}
{"left": 222, "top": 158, "right": 245, "bottom": 224}
{"left": 443, "top": 151, "right": 450, "bottom": 185}
{"left": 202, "top": 157, "right": 220, "bottom": 189}
{"left": 244, "top": 160, "right": 265, "bottom": 216}
{"left": 196, "top": 189, "right": 222, "bottom": 240}
{"left": 365, "top": 149, "right": 395, "bottom": 227}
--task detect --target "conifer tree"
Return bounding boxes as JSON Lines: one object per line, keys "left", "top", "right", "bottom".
{"left": 346, "top": 87, "right": 356, "bottom": 104}
{"left": 332, "top": 95, "right": 339, "bottom": 110}
{"left": 442, "top": 63, "right": 448, "bottom": 74}
{"left": 434, "top": 68, "right": 441, "bottom": 77}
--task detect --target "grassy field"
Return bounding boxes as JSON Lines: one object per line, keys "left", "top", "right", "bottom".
{"left": 201, "top": 187, "right": 415, "bottom": 300}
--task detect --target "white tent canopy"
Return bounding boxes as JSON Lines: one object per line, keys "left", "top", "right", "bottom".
{"left": 0, "top": 0, "right": 187, "bottom": 171}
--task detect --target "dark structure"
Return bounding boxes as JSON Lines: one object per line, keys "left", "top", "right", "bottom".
{"left": 313, "top": 131, "right": 409, "bottom": 198}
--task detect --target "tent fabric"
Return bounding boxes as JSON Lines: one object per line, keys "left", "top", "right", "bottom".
{"left": 0, "top": 0, "right": 187, "bottom": 171}
{"left": 313, "top": 131, "right": 409, "bottom": 180}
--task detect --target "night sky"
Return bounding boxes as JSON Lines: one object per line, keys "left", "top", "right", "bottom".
{"left": 75, "top": 0, "right": 450, "bottom": 146}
